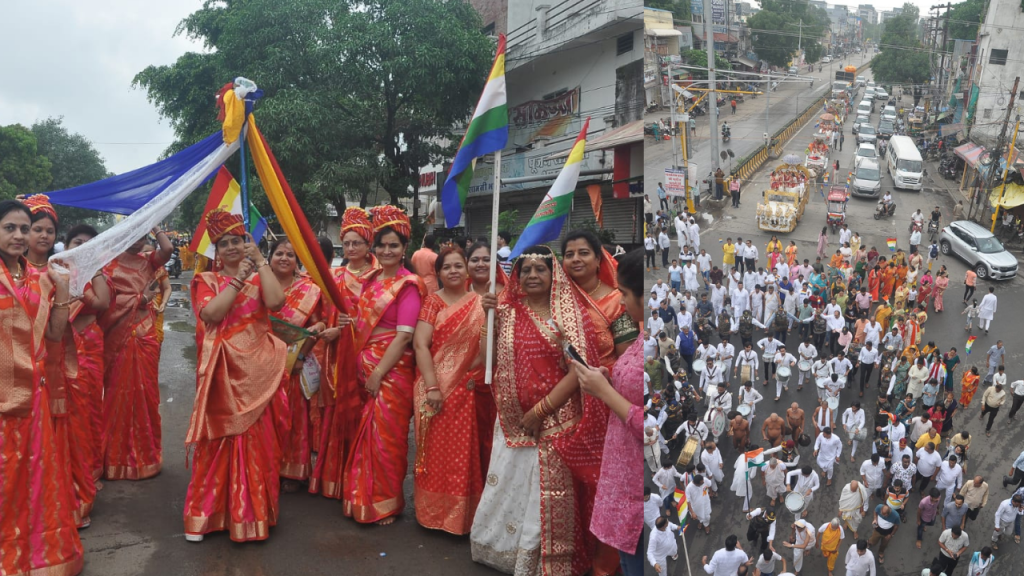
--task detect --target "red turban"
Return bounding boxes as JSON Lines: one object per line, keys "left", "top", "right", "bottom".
{"left": 341, "top": 207, "right": 373, "bottom": 244}
{"left": 371, "top": 205, "right": 411, "bottom": 240}
{"left": 23, "top": 195, "right": 58, "bottom": 224}
{"left": 205, "top": 209, "right": 245, "bottom": 244}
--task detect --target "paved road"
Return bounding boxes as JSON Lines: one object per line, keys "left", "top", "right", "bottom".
{"left": 644, "top": 68, "right": 1024, "bottom": 576}
{"left": 79, "top": 281, "right": 497, "bottom": 576}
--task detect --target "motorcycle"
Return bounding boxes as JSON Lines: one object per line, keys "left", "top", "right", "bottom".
{"left": 722, "top": 128, "right": 731, "bottom": 143}
{"left": 874, "top": 199, "right": 897, "bottom": 220}
{"left": 927, "top": 219, "right": 940, "bottom": 242}
{"left": 165, "top": 251, "right": 182, "bottom": 279}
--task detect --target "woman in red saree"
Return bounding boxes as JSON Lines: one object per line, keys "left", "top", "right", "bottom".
{"left": 343, "top": 205, "right": 424, "bottom": 525}
{"left": 0, "top": 199, "right": 83, "bottom": 576}
{"left": 471, "top": 245, "right": 608, "bottom": 576}
{"left": 309, "top": 207, "right": 380, "bottom": 499}
{"left": 98, "top": 225, "right": 172, "bottom": 480}
{"left": 65, "top": 225, "right": 112, "bottom": 484}
{"left": 184, "top": 210, "right": 286, "bottom": 542}
{"left": 24, "top": 196, "right": 97, "bottom": 528}
{"left": 412, "top": 246, "right": 488, "bottom": 534}
{"left": 868, "top": 265, "right": 881, "bottom": 301}
{"left": 267, "top": 239, "right": 323, "bottom": 489}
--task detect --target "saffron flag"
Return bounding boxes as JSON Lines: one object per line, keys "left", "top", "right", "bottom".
{"left": 441, "top": 34, "right": 508, "bottom": 227}
{"left": 673, "top": 487, "right": 689, "bottom": 530}
{"left": 189, "top": 166, "right": 270, "bottom": 259}
{"left": 509, "top": 118, "right": 591, "bottom": 258}
{"left": 887, "top": 237, "right": 897, "bottom": 252}
{"left": 966, "top": 335, "right": 977, "bottom": 355}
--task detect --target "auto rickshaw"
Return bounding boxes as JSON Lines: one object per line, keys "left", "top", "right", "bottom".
{"left": 827, "top": 186, "right": 848, "bottom": 234}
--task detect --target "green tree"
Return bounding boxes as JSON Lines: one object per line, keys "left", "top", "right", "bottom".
{"left": 0, "top": 125, "right": 51, "bottom": 200}
{"left": 646, "top": 0, "right": 691, "bottom": 24}
{"left": 947, "top": 0, "right": 984, "bottom": 46}
{"left": 870, "top": 4, "right": 930, "bottom": 85}
{"left": 134, "top": 0, "right": 494, "bottom": 231}
{"left": 679, "top": 49, "right": 733, "bottom": 79}
{"left": 747, "top": 1, "right": 830, "bottom": 68}
{"left": 31, "top": 117, "right": 113, "bottom": 228}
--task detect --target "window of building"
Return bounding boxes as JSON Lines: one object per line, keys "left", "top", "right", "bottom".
{"left": 617, "top": 33, "right": 633, "bottom": 56}
{"left": 482, "top": 22, "right": 495, "bottom": 36}
{"left": 983, "top": 108, "right": 993, "bottom": 119}
{"left": 989, "top": 49, "right": 1008, "bottom": 66}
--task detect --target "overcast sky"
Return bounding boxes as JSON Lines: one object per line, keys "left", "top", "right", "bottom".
{"left": 0, "top": 0, "right": 205, "bottom": 175}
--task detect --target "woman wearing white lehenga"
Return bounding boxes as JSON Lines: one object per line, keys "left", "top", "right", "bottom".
{"left": 471, "top": 245, "right": 606, "bottom": 576}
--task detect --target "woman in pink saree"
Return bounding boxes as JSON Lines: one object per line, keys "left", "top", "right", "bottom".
{"left": 343, "top": 205, "right": 425, "bottom": 525}
{"left": 471, "top": 244, "right": 608, "bottom": 576}
{"left": 933, "top": 268, "right": 949, "bottom": 312}
{"left": 412, "top": 246, "right": 489, "bottom": 534}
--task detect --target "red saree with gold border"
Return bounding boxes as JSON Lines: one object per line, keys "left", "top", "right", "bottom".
{"left": 0, "top": 259, "right": 84, "bottom": 576}
{"left": 183, "top": 272, "right": 287, "bottom": 541}
{"left": 308, "top": 260, "right": 379, "bottom": 498}
{"left": 268, "top": 277, "right": 321, "bottom": 480}
{"left": 342, "top": 268, "right": 425, "bottom": 523}
{"left": 413, "top": 291, "right": 490, "bottom": 534}
{"left": 98, "top": 251, "right": 163, "bottom": 480}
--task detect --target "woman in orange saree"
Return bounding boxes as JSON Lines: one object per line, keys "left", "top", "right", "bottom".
{"left": 471, "top": 245, "right": 608, "bottom": 576}
{"left": 0, "top": 199, "right": 83, "bottom": 576}
{"left": 184, "top": 210, "right": 287, "bottom": 543}
{"left": 309, "top": 208, "right": 380, "bottom": 499}
{"left": 267, "top": 239, "right": 323, "bottom": 488}
{"left": 880, "top": 263, "right": 896, "bottom": 302}
{"left": 959, "top": 367, "right": 981, "bottom": 407}
{"left": 868, "top": 265, "right": 881, "bottom": 301}
{"left": 343, "top": 205, "right": 425, "bottom": 525}
{"left": 412, "top": 246, "right": 488, "bottom": 534}
{"left": 24, "top": 196, "right": 96, "bottom": 528}
{"left": 98, "top": 226, "right": 172, "bottom": 480}
{"left": 65, "top": 225, "right": 112, "bottom": 483}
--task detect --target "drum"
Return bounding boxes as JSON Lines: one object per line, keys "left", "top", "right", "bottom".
{"left": 777, "top": 366, "right": 792, "bottom": 386}
{"left": 693, "top": 359, "right": 707, "bottom": 374}
{"left": 707, "top": 410, "right": 727, "bottom": 438}
{"left": 798, "top": 360, "right": 812, "bottom": 373}
{"left": 853, "top": 427, "right": 868, "bottom": 441}
{"left": 785, "top": 491, "right": 805, "bottom": 514}
{"left": 739, "top": 365, "right": 753, "bottom": 383}
{"left": 816, "top": 376, "right": 829, "bottom": 389}
{"left": 826, "top": 396, "right": 840, "bottom": 410}
{"left": 737, "top": 404, "right": 752, "bottom": 417}
{"left": 763, "top": 351, "right": 776, "bottom": 362}
{"left": 677, "top": 435, "right": 700, "bottom": 466}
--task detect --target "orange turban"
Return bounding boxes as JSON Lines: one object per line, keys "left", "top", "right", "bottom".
{"left": 341, "top": 207, "right": 373, "bottom": 244}
{"left": 23, "top": 195, "right": 58, "bottom": 223}
{"left": 205, "top": 209, "right": 245, "bottom": 244}
{"left": 371, "top": 205, "right": 411, "bottom": 240}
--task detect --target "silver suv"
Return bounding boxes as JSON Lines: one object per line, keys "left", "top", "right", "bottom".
{"left": 938, "top": 220, "right": 1018, "bottom": 280}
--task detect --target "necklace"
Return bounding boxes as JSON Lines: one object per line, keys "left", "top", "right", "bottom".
{"left": 27, "top": 259, "right": 47, "bottom": 268}
{"left": 586, "top": 279, "right": 603, "bottom": 297}
{"left": 9, "top": 264, "right": 24, "bottom": 281}
{"left": 347, "top": 262, "right": 368, "bottom": 274}
{"left": 526, "top": 300, "right": 552, "bottom": 319}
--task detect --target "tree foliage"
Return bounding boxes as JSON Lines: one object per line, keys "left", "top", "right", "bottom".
{"left": 646, "top": 0, "right": 691, "bottom": 24}
{"left": 680, "top": 49, "right": 733, "bottom": 79}
{"left": 0, "top": 125, "right": 51, "bottom": 200}
{"left": 133, "top": 0, "right": 494, "bottom": 231}
{"left": 747, "top": 0, "right": 830, "bottom": 68}
{"left": 869, "top": 3, "right": 930, "bottom": 85}
{"left": 31, "top": 118, "right": 113, "bottom": 228}
{"left": 947, "top": 0, "right": 984, "bottom": 46}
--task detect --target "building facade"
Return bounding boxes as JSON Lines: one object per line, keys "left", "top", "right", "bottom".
{"left": 968, "top": 0, "right": 1024, "bottom": 148}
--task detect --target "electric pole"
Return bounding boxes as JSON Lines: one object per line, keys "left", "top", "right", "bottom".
{"left": 703, "top": 0, "right": 720, "bottom": 176}
{"left": 978, "top": 77, "right": 1020, "bottom": 222}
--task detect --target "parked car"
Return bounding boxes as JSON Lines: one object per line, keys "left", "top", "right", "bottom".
{"left": 881, "top": 106, "right": 897, "bottom": 122}
{"left": 852, "top": 115, "right": 871, "bottom": 134}
{"left": 822, "top": 56, "right": 832, "bottom": 63}
{"left": 939, "top": 220, "right": 1018, "bottom": 280}
{"left": 874, "top": 88, "right": 889, "bottom": 100}
{"left": 856, "top": 124, "right": 877, "bottom": 145}
{"left": 788, "top": 66, "right": 799, "bottom": 75}
{"left": 854, "top": 143, "right": 878, "bottom": 167}
{"left": 857, "top": 100, "right": 873, "bottom": 117}
{"left": 877, "top": 119, "right": 895, "bottom": 139}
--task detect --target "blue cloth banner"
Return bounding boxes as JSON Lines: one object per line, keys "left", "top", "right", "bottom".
{"left": 44, "top": 132, "right": 225, "bottom": 215}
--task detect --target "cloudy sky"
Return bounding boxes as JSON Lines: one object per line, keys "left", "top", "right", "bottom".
{"left": 0, "top": 0, "right": 205, "bottom": 175}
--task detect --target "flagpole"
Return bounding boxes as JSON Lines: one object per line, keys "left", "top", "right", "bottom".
{"left": 239, "top": 125, "right": 251, "bottom": 230}
{"left": 681, "top": 527, "right": 694, "bottom": 576}
{"left": 485, "top": 149, "right": 502, "bottom": 385}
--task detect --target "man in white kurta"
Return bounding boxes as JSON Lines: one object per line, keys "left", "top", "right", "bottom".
{"left": 683, "top": 262, "right": 701, "bottom": 292}
{"left": 717, "top": 341, "right": 736, "bottom": 385}
{"left": 738, "top": 382, "right": 763, "bottom": 421}
{"left": 838, "top": 480, "right": 870, "bottom": 537}
{"left": 936, "top": 457, "right": 964, "bottom": 506}
{"left": 644, "top": 489, "right": 664, "bottom": 530}
{"left": 710, "top": 282, "right": 727, "bottom": 317}
{"left": 978, "top": 288, "right": 997, "bottom": 333}
{"left": 701, "top": 442, "right": 725, "bottom": 494}
{"left": 674, "top": 214, "right": 689, "bottom": 247}
{"left": 764, "top": 287, "right": 781, "bottom": 320}
{"left": 732, "top": 286, "right": 750, "bottom": 319}
{"left": 843, "top": 403, "right": 867, "bottom": 460}
{"left": 689, "top": 219, "right": 701, "bottom": 252}
{"left": 654, "top": 462, "right": 685, "bottom": 501}
{"left": 763, "top": 458, "right": 789, "bottom": 504}
{"left": 750, "top": 286, "right": 765, "bottom": 323}
{"left": 647, "top": 518, "right": 680, "bottom": 573}
{"left": 814, "top": 427, "right": 843, "bottom": 482}
{"left": 788, "top": 466, "right": 821, "bottom": 517}
{"left": 845, "top": 541, "right": 877, "bottom": 576}
{"left": 686, "top": 476, "right": 713, "bottom": 529}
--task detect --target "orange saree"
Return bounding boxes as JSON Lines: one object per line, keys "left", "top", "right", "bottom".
{"left": 309, "top": 260, "right": 379, "bottom": 498}
{"left": 184, "top": 272, "right": 287, "bottom": 541}
{"left": 571, "top": 254, "right": 639, "bottom": 372}
{"left": 342, "top": 269, "right": 425, "bottom": 523}
{"left": 413, "top": 292, "right": 489, "bottom": 534}
{"left": 0, "top": 260, "right": 83, "bottom": 576}
{"left": 98, "top": 251, "right": 164, "bottom": 480}
{"left": 269, "top": 277, "right": 322, "bottom": 480}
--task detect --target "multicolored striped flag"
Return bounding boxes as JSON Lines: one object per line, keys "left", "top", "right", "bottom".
{"left": 190, "top": 166, "right": 269, "bottom": 259}
{"left": 886, "top": 237, "right": 897, "bottom": 252}
{"left": 966, "top": 335, "right": 977, "bottom": 355}
{"left": 673, "top": 487, "right": 689, "bottom": 529}
{"left": 509, "top": 118, "right": 590, "bottom": 258}
{"left": 441, "top": 34, "right": 508, "bottom": 228}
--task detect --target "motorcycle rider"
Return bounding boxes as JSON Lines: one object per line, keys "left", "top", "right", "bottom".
{"left": 930, "top": 206, "right": 942, "bottom": 231}
{"left": 910, "top": 208, "right": 925, "bottom": 232}
{"left": 877, "top": 191, "right": 895, "bottom": 218}
{"left": 722, "top": 121, "right": 731, "bottom": 140}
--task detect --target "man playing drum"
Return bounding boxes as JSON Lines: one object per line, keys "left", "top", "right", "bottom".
{"left": 797, "top": 338, "right": 817, "bottom": 390}
{"left": 738, "top": 381, "right": 764, "bottom": 422}
{"left": 699, "top": 357, "right": 722, "bottom": 395}
{"left": 717, "top": 339, "right": 736, "bottom": 385}
{"left": 762, "top": 412, "right": 787, "bottom": 447}
{"left": 734, "top": 342, "right": 759, "bottom": 383}
{"left": 757, "top": 334, "right": 782, "bottom": 385}
{"left": 774, "top": 346, "right": 798, "bottom": 401}
{"left": 813, "top": 354, "right": 834, "bottom": 402}
{"left": 787, "top": 466, "right": 821, "bottom": 518}
{"left": 705, "top": 382, "right": 732, "bottom": 443}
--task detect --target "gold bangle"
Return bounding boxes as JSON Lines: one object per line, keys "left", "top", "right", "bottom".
{"left": 54, "top": 300, "right": 72, "bottom": 309}
{"left": 543, "top": 397, "right": 556, "bottom": 416}
{"left": 426, "top": 386, "right": 440, "bottom": 393}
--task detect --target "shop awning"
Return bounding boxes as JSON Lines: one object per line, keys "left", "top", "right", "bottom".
{"left": 954, "top": 142, "right": 986, "bottom": 167}
{"left": 731, "top": 56, "right": 757, "bottom": 68}
{"left": 713, "top": 33, "right": 738, "bottom": 43}
{"left": 546, "top": 120, "right": 643, "bottom": 158}
{"left": 989, "top": 181, "right": 1024, "bottom": 208}
{"left": 647, "top": 28, "right": 683, "bottom": 37}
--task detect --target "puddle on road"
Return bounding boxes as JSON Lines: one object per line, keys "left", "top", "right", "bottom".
{"left": 167, "top": 321, "right": 193, "bottom": 333}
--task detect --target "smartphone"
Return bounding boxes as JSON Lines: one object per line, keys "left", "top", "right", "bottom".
{"left": 564, "top": 343, "right": 589, "bottom": 367}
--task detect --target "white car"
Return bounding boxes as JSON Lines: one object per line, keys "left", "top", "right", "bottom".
{"left": 881, "top": 106, "right": 897, "bottom": 122}
{"left": 856, "top": 75, "right": 866, "bottom": 87}
{"left": 874, "top": 88, "right": 889, "bottom": 100}
{"left": 822, "top": 56, "right": 832, "bottom": 63}
{"left": 852, "top": 115, "right": 871, "bottom": 134}
{"left": 788, "top": 66, "right": 798, "bottom": 75}
{"left": 866, "top": 81, "right": 876, "bottom": 90}
{"left": 854, "top": 143, "right": 878, "bottom": 167}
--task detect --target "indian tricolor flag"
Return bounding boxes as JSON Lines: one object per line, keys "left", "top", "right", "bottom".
{"left": 441, "top": 34, "right": 508, "bottom": 228}
{"left": 190, "top": 166, "right": 268, "bottom": 259}
{"left": 509, "top": 117, "right": 590, "bottom": 258}
{"left": 745, "top": 447, "right": 767, "bottom": 468}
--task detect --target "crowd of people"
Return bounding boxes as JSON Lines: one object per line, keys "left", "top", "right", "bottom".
{"left": 0, "top": 196, "right": 646, "bottom": 576}
{"left": 642, "top": 214, "right": 1022, "bottom": 575}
